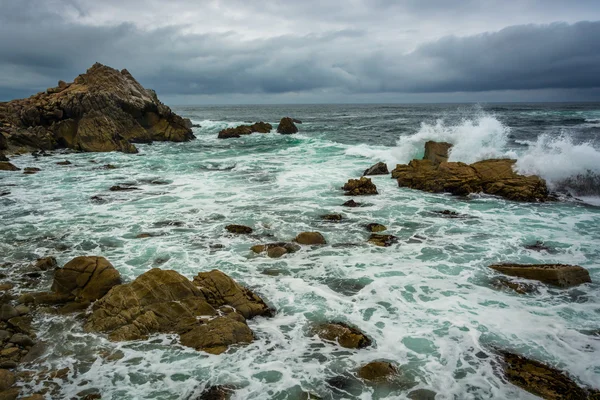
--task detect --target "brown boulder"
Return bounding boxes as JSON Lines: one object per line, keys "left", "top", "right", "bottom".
{"left": 217, "top": 122, "right": 272, "bottom": 139}
{"left": 0, "top": 369, "right": 15, "bottom": 391}
{"left": 276, "top": 117, "right": 298, "bottom": 134}
{"left": 423, "top": 141, "right": 453, "bottom": 164}
{"left": 342, "top": 199, "right": 361, "bottom": 207}
{"left": 314, "top": 322, "right": 372, "bottom": 349}
{"left": 489, "top": 264, "right": 591, "bottom": 287}
{"left": 0, "top": 134, "right": 7, "bottom": 150}
{"left": 0, "top": 63, "right": 194, "bottom": 153}
{"left": 368, "top": 234, "right": 397, "bottom": 247}
{"left": 23, "top": 167, "right": 41, "bottom": 174}
{"left": 34, "top": 257, "right": 57, "bottom": 271}
{"left": 51, "top": 256, "right": 121, "bottom": 302}
{"left": 295, "top": 232, "right": 327, "bottom": 245}
{"left": 225, "top": 225, "right": 253, "bottom": 234}
{"left": 198, "top": 386, "right": 234, "bottom": 400}
{"left": 366, "top": 223, "right": 386, "bottom": 232}
{"left": 193, "top": 269, "right": 272, "bottom": 319}
{"left": 179, "top": 316, "right": 254, "bottom": 354}
{"left": 391, "top": 158, "right": 548, "bottom": 202}
{"left": 363, "top": 162, "right": 389, "bottom": 176}
{"left": 321, "top": 214, "right": 342, "bottom": 222}
{"left": 500, "top": 351, "right": 599, "bottom": 399}
{"left": 342, "top": 177, "right": 378, "bottom": 195}
{"left": 0, "top": 162, "right": 19, "bottom": 171}
{"left": 267, "top": 247, "right": 288, "bottom": 258}
{"left": 251, "top": 242, "right": 300, "bottom": 254}
{"left": 357, "top": 361, "right": 397, "bottom": 382}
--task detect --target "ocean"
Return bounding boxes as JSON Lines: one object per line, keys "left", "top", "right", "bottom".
{"left": 1, "top": 103, "right": 599, "bottom": 399}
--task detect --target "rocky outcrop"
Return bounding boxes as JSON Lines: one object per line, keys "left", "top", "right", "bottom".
{"left": 0, "top": 162, "right": 19, "bottom": 171}
{"left": 500, "top": 351, "right": 600, "bottom": 399}
{"left": 85, "top": 268, "right": 271, "bottom": 354}
{"left": 423, "top": 141, "right": 452, "bottom": 164}
{"left": 277, "top": 117, "right": 298, "bottom": 134}
{"left": 295, "top": 232, "right": 327, "bottom": 245}
{"left": 357, "top": 361, "right": 398, "bottom": 382}
{"left": 391, "top": 157, "right": 548, "bottom": 202}
{"left": 314, "top": 322, "right": 372, "bottom": 349}
{"left": 489, "top": 264, "right": 591, "bottom": 287}
{"left": 217, "top": 122, "right": 272, "bottom": 139}
{"left": 368, "top": 234, "right": 397, "bottom": 247}
{"left": 363, "top": 162, "right": 389, "bottom": 176}
{"left": 342, "top": 177, "right": 378, "bottom": 196}
{"left": 0, "top": 63, "right": 194, "bottom": 154}
{"left": 51, "top": 256, "right": 122, "bottom": 302}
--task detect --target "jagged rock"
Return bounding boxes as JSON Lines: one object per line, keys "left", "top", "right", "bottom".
{"left": 0, "top": 162, "right": 19, "bottom": 171}
{"left": 357, "top": 361, "right": 397, "bottom": 382}
{"left": 392, "top": 156, "right": 548, "bottom": 202}
{"left": 342, "top": 199, "right": 361, "bottom": 207}
{"left": 85, "top": 268, "right": 269, "bottom": 354}
{"left": 368, "top": 234, "right": 397, "bottom": 247}
{"left": 23, "top": 167, "right": 40, "bottom": 174}
{"left": 321, "top": 214, "right": 342, "bottom": 222}
{"left": 314, "top": 322, "right": 372, "bottom": 349}
{"left": 363, "top": 162, "right": 389, "bottom": 176}
{"left": 342, "top": 177, "right": 378, "bottom": 195}
{"left": 56, "top": 160, "right": 71, "bottom": 165}
{"left": 192, "top": 269, "right": 272, "bottom": 319}
{"left": 277, "top": 117, "right": 298, "bottom": 134}
{"left": 500, "top": 351, "right": 599, "bottom": 399}
{"left": 366, "top": 223, "right": 386, "bottom": 232}
{"left": 489, "top": 264, "right": 591, "bottom": 287}
{"left": 423, "top": 140, "right": 453, "bottom": 164}
{"left": 217, "top": 122, "right": 272, "bottom": 139}
{"left": 225, "top": 225, "right": 253, "bottom": 234}
{"left": 34, "top": 257, "right": 58, "bottom": 271}
{"left": 0, "top": 63, "right": 194, "bottom": 153}
{"left": 295, "top": 232, "right": 327, "bottom": 245}
{"left": 51, "top": 256, "right": 122, "bottom": 302}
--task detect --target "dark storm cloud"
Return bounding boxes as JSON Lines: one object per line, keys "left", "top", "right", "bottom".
{"left": 0, "top": 0, "right": 599, "bottom": 101}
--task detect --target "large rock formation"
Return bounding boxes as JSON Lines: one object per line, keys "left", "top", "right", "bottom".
{"left": 391, "top": 151, "right": 548, "bottom": 202}
{"left": 51, "top": 256, "right": 122, "bottom": 302}
{"left": 0, "top": 63, "right": 194, "bottom": 153}
{"left": 217, "top": 122, "right": 272, "bottom": 139}
{"left": 85, "top": 268, "right": 271, "bottom": 354}
{"left": 277, "top": 117, "right": 299, "bottom": 134}
{"left": 423, "top": 141, "right": 453, "bottom": 164}
{"left": 489, "top": 264, "right": 591, "bottom": 287}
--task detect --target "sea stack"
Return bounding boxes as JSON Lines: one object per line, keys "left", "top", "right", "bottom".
{"left": 0, "top": 63, "right": 195, "bottom": 154}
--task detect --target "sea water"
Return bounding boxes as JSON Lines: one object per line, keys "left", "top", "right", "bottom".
{"left": 0, "top": 103, "right": 599, "bottom": 399}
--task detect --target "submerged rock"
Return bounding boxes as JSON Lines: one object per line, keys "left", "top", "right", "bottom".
{"left": 0, "top": 162, "right": 19, "bottom": 171}
{"left": 276, "top": 117, "right": 298, "bottom": 134}
{"left": 0, "top": 63, "right": 194, "bottom": 153}
{"left": 23, "top": 167, "right": 41, "bottom": 174}
{"left": 267, "top": 247, "right": 288, "bottom": 258}
{"left": 34, "top": 257, "right": 57, "bottom": 271}
{"left": 342, "top": 177, "right": 378, "bottom": 196}
{"left": 368, "top": 234, "right": 397, "bottom": 247}
{"left": 225, "top": 225, "right": 253, "bottom": 234}
{"left": 197, "top": 385, "right": 234, "bottom": 400}
{"left": 56, "top": 160, "right": 71, "bottom": 166}
{"left": 423, "top": 140, "right": 453, "bottom": 164}
{"left": 357, "top": 361, "right": 398, "bottom": 382}
{"left": 314, "top": 322, "right": 372, "bottom": 349}
{"left": 491, "top": 277, "right": 538, "bottom": 295}
{"left": 342, "top": 199, "right": 361, "bottom": 207}
{"left": 500, "top": 351, "right": 599, "bottom": 399}
{"left": 217, "top": 122, "right": 272, "bottom": 139}
{"left": 321, "top": 214, "right": 343, "bottom": 222}
{"left": 392, "top": 145, "right": 548, "bottom": 202}
{"left": 407, "top": 389, "right": 438, "bottom": 400}
{"left": 363, "top": 162, "right": 389, "bottom": 176}
{"left": 295, "top": 232, "right": 327, "bottom": 245}
{"left": 51, "top": 256, "right": 122, "bottom": 302}
{"left": 109, "top": 185, "right": 140, "bottom": 192}
{"left": 524, "top": 241, "right": 554, "bottom": 253}
{"left": 489, "top": 263, "right": 591, "bottom": 287}
{"left": 365, "top": 223, "right": 387, "bottom": 232}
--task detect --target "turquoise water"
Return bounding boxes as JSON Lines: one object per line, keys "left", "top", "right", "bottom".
{"left": 1, "top": 104, "right": 599, "bottom": 399}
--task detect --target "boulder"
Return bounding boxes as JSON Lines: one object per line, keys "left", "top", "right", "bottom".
{"left": 267, "top": 247, "right": 288, "bottom": 258}
{"left": 489, "top": 264, "right": 591, "bottom": 287}
{"left": 321, "top": 214, "right": 342, "bottom": 222}
{"left": 342, "top": 177, "right": 378, "bottom": 196}
{"left": 251, "top": 243, "right": 300, "bottom": 254}
{"left": 276, "top": 117, "right": 298, "bottom": 134}
{"left": 0, "top": 134, "right": 7, "bottom": 150}
{"left": 391, "top": 158, "right": 548, "bottom": 202}
{"left": 357, "top": 361, "right": 397, "bottom": 382}
{"left": 368, "top": 234, "right": 397, "bottom": 247}
{"left": 217, "top": 122, "right": 272, "bottom": 139}
{"left": 23, "top": 167, "right": 41, "bottom": 174}
{"left": 366, "top": 223, "right": 386, "bottom": 232}
{"left": 363, "top": 162, "right": 389, "bottom": 176}
{"left": 34, "top": 257, "right": 58, "bottom": 271}
{"left": 56, "top": 160, "right": 71, "bottom": 165}
{"left": 423, "top": 141, "right": 453, "bottom": 164}
{"left": 314, "top": 322, "right": 372, "bottom": 349}
{"left": 0, "top": 63, "right": 194, "bottom": 153}
{"left": 0, "top": 306, "right": 18, "bottom": 322}
{"left": 0, "top": 162, "right": 19, "bottom": 172}
{"left": 500, "top": 351, "right": 599, "bottom": 399}
{"left": 342, "top": 199, "right": 361, "bottom": 207}
{"left": 0, "top": 369, "right": 15, "bottom": 391}
{"left": 0, "top": 153, "right": 8, "bottom": 162}
{"left": 51, "top": 256, "right": 122, "bottom": 302}
{"left": 225, "top": 225, "right": 253, "bottom": 234}
{"left": 179, "top": 316, "right": 254, "bottom": 354}
{"left": 295, "top": 232, "right": 327, "bottom": 245}
{"left": 192, "top": 269, "right": 272, "bottom": 319}
{"left": 407, "top": 389, "right": 438, "bottom": 400}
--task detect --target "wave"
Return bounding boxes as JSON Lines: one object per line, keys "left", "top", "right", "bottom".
{"left": 346, "top": 108, "right": 600, "bottom": 197}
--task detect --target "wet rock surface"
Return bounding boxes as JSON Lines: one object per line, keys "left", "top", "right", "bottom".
{"left": 368, "top": 234, "right": 398, "bottom": 247}
{"left": 225, "top": 225, "right": 253, "bottom": 234}
{"left": 51, "top": 256, "right": 122, "bottom": 302}
{"left": 423, "top": 140, "right": 453, "bottom": 164}
{"left": 363, "top": 162, "right": 389, "bottom": 176}
{"left": 276, "top": 117, "right": 299, "bottom": 134}
{"left": 342, "top": 177, "right": 378, "bottom": 196}
{"left": 217, "top": 122, "right": 272, "bottom": 139}
{"left": 314, "top": 322, "right": 372, "bottom": 349}
{"left": 0, "top": 63, "right": 194, "bottom": 154}
{"left": 489, "top": 263, "right": 591, "bottom": 287}
{"left": 295, "top": 232, "right": 327, "bottom": 245}
{"left": 357, "top": 361, "right": 398, "bottom": 382}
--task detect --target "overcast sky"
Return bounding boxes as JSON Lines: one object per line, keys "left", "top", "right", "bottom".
{"left": 1, "top": 0, "right": 600, "bottom": 104}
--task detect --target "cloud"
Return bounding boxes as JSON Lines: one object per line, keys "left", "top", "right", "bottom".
{"left": 0, "top": 0, "right": 599, "bottom": 102}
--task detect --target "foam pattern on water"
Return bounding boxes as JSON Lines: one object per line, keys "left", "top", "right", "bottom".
{"left": 1, "top": 106, "right": 599, "bottom": 399}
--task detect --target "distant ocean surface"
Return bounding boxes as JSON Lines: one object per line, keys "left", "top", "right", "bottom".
{"left": 1, "top": 103, "right": 600, "bottom": 399}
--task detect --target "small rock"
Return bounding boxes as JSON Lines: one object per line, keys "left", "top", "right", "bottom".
{"left": 407, "top": 389, "right": 437, "bottom": 400}
{"left": 225, "top": 225, "right": 253, "bottom": 234}
{"left": 7, "top": 316, "right": 34, "bottom": 336}
{"left": 23, "top": 167, "right": 41, "bottom": 174}
{"left": 368, "top": 234, "right": 398, "bottom": 247}
{"left": 109, "top": 185, "right": 139, "bottom": 191}
{"left": 0, "top": 284, "right": 13, "bottom": 292}
{"left": 56, "top": 161, "right": 72, "bottom": 165}
{"left": 102, "top": 164, "right": 117, "bottom": 169}
{"left": 342, "top": 199, "right": 361, "bottom": 207}
{"left": 9, "top": 334, "right": 35, "bottom": 347}
{"left": 489, "top": 264, "right": 591, "bottom": 287}
{"left": 321, "top": 214, "right": 342, "bottom": 222}
{"left": 35, "top": 257, "right": 57, "bottom": 271}
{"left": 267, "top": 247, "right": 288, "bottom": 258}
{"left": 0, "top": 162, "right": 19, "bottom": 172}
{"left": 0, "top": 306, "right": 18, "bottom": 322}
{"left": 51, "top": 256, "right": 122, "bottom": 302}
{"left": 0, "top": 388, "right": 20, "bottom": 399}
{"left": 14, "top": 305, "right": 30, "bottom": 316}
{"left": 0, "top": 347, "right": 20, "bottom": 358}
{"left": 342, "top": 177, "right": 378, "bottom": 196}
{"left": 363, "top": 162, "right": 389, "bottom": 176}
{"left": 276, "top": 117, "right": 298, "bottom": 134}
{"left": 357, "top": 361, "right": 397, "bottom": 382}
{"left": 524, "top": 241, "right": 554, "bottom": 253}
{"left": 314, "top": 322, "right": 372, "bottom": 349}
{"left": 0, "top": 331, "right": 10, "bottom": 342}
{"left": 198, "top": 385, "right": 234, "bottom": 400}
{"left": 21, "top": 395, "right": 45, "bottom": 400}
{"left": 295, "top": 232, "right": 326, "bottom": 245}
{"left": 90, "top": 195, "right": 107, "bottom": 203}
{"left": 0, "top": 361, "right": 17, "bottom": 369}
{"left": 0, "top": 369, "right": 16, "bottom": 391}
{"left": 136, "top": 233, "right": 154, "bottom": 238}
{"left": 491, "top": 277, "right": 538, "bottom": 295}
{"left": 365, "top": 223, "right": 386, "bottom": 232}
